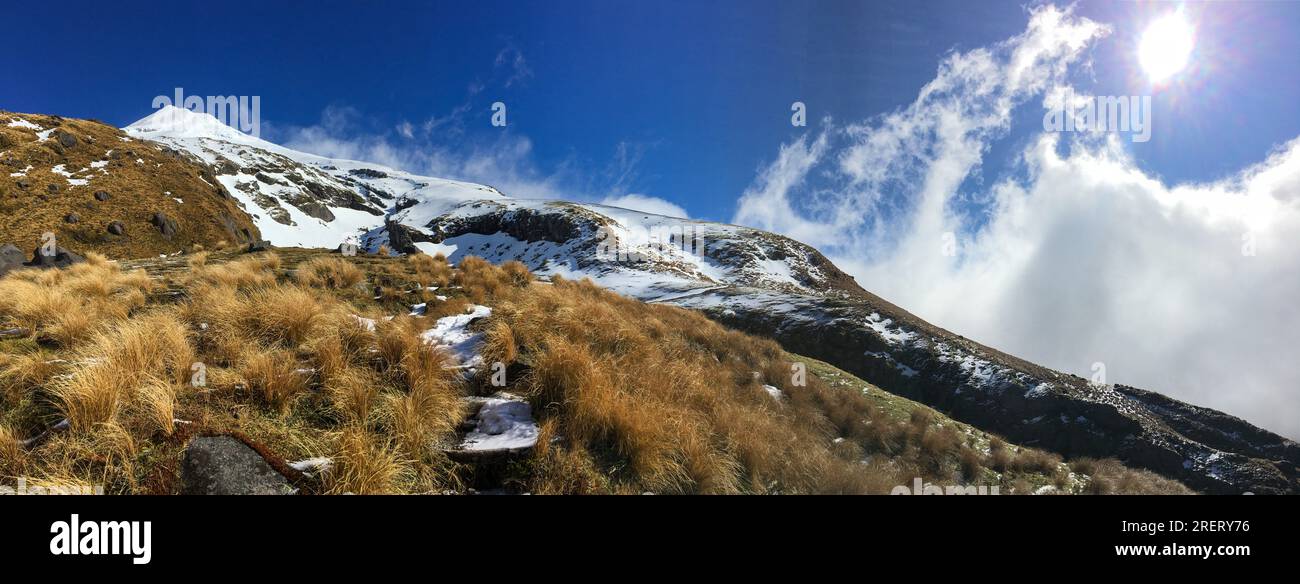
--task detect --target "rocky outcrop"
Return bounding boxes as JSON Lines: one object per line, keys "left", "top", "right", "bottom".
{"left": 26, "top": 245, "right": 85, "bottom": 269}
{"left": 180, "top": 436, "right": 295, "bottom": 495}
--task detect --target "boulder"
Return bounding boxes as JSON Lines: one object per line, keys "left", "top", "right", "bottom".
{"left": 246, "top": 240, "right": 272, "bottom": 253}
{"left": 47, "top": 184, "right": 59, "bottom": 194}
{"left": 150, "top": 212, "right": 178, "bottom": 238}
{"left": 27, "top": 246, "right": 85, "bottom": 269}
{"left": 63, "top": 213, "right": 80, "bottom": 224}
{"left": 180, "top": 436, "right": 295, "bottom": 495}
{"left": 16, "top": 178, "right": 30, "bottom": 190}
{"left": 54, "top": 130, "right": 77, "bottom": 149}
{"left": 107, "top": 221, "right": 125, "bottom": 236}
{"left": 0, "top": 244, "right": 26, "bottom": 278}
{"left": 93, "top": 190, "right": 110, "bottom": 201}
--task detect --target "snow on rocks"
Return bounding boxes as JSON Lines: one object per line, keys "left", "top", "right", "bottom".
{"left": 6, "top": 118, "right": 42, "bottom": 131}
{"left": 288, "top": 457, "right": 333, "bottom": 477}
{"left": 865, "top": 312, "right": 917, "bottom": 346}
{"left": 420, "top": 304, "right": 492, "bottom": 371}
{"left": 454, "top": 393, "right": 539, "bottom": 454}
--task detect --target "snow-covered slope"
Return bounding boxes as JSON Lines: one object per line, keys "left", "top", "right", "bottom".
{"left": 126, "top": 106, "right": 855, "bottom": 302}
{"left": 122, "top": 107, "right": 1298, "bottom": 494}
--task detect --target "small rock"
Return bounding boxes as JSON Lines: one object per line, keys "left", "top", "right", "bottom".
{"left": 63, "top": 213, "right": 80, "bottom": 224}
{"left": 16, "top": 179, "right": 30, "bottom": 190}
{"left": 47, "top": 184, "right": 60, "bottom": 194}
{"left": 246, "top": 240, "right": 272, "bottom": 253}
{"left": 180, "top": 436, "right": 296, "bottom": 495}
{"left": 107, "top": 221, "right": 125, "bottom": 236}
{"left": 93, "top": 190, "right": 110, "bottom": 201}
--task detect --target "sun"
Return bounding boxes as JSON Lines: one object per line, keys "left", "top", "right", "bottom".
{"left": 1138, "top": 9, "right": 1194, "bottom": 84}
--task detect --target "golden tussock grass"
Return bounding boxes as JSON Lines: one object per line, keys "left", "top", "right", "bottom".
{"left": 323, "top": 426, "right": 410, "bottom": 494}
{"left": 0, "top": 349, "right": 65, "bottom": 406}
{"left": 325, "top": 367, "right": 380, "bottom": 424}
{"left": 0, "top": 423, "right": 23, "bottom": 475}
{"left": 238, "top": 348, "right": 309, "bottom": 415}
{"left": 131, "top": 377, "right": 179, "bottom": 437}
{"left": 51, "top": 311, "right": 195, "bottom": 433}
{"left": 408, "top": 252, "right": 452, "bottom": 289}
{"left": 0, "top": 260, "right": 155, "bottom": 348}
{"left": 2, "top": 249, "right": 1194, "bottom": 494}
{"left": 295, "top": 257, "right": 365, "bottom": 290}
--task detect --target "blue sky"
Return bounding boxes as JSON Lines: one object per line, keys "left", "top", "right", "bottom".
{"left": 5, "top": 0, "right": 1296, "bottom": 222}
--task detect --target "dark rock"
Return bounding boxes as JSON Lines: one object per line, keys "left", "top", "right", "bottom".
{"left": 0, "top": 244, "right": 26, "bottom": 278}
{"left": 107, "top": 221, "right": 125, "bottom": 236}
{"left": 348, "top": 168, "right": 388, "bottom": 179}
{"left": 93, "top": 190, "right": 110, "bottom": 201}
{"left": 150, "top": 212, "right": 178, "bottom": 238}
{"left": 26, "top": 245, "right": 84, "bottom": 269}
{"left": 54, "top": 130, "right": 77, "bottom": 149}
{"left": 47, "top": 184, "right": 60, "bottom": 194}
{"left": 246, "top": 240, "right": 272, "bottom": 253}
{"left": 16, "top": 179, "right": 30, "bottom": 190}
{"left": 180, "top": 436, "right": 295, "bottom": 495}
{"left": 63, "top": 213, "right": 80, "bottom": 224}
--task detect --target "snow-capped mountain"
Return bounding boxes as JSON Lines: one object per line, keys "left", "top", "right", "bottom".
{"left": 126, "top": 106, "right": 854, "bottom": 302}
{"left": 123, "top": 106, "right": 1298, "bottom": 494}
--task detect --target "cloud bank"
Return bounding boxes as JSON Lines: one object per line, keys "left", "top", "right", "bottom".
{"left": 733, "top": 5, "right": 1300, "bottom": 439}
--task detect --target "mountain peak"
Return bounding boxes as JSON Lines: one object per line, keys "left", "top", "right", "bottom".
{"left": 125, "top": 105, "right": 254, "bottom": 142}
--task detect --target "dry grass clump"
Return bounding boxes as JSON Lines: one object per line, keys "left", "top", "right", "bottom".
{"left": 131, "top": 377, "right": 179, "bottom": 436}
{"left": 0, "top": 349, "right": 65, "bottom": 406}
{"left": 50, "top": 311, "right": 195, "bottom": 433}
{"left": 408, "top": 253, "right": 452, "bottom": 289}
{"left": 0, "top": 260, "right": 155, "bottom": 348}
{"left": 323, "top": 427, "right": 410, "bottom": 494}
{"left": 1072, "top": 457, "right": 1194, "bottom": 495}
{"left": 184, "top": 252, "right": 279, "bottom": 290}
{"left": 238, "top": 348, "right": 309, "bottom": 415}
{"left": 0, "top": 423, "right": 25, "bottom": 474}
{"left": 455, "top": 256, "right": 510, "bottom": 303}
{"left": 295, "top": 257, "right": 365, "bottom": 290}
{"left": 325, "top": 368, "right": 380, "bottom": 424}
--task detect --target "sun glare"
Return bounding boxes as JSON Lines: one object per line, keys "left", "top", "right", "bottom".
{"left": 1138, "top": 9, "right": 1194, "bottom": 84}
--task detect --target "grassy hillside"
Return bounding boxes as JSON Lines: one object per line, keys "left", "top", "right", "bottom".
{"left": 0, "top": 247, "right": 1191, "bottom": 494}
{"left": 0, "top": 111, "right": 259, "bottom": 259}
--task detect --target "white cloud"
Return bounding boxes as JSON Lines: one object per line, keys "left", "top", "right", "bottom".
{"left": 733, "top": 4, "right": 1300, "bottom": 439}
{"left": 599, "top": 194, "right": 689, "bottom": 218}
